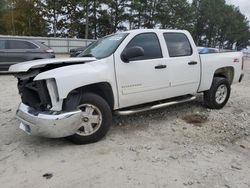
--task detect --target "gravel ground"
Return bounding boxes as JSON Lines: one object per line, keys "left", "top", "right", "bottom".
{"left": 0, "top": 60, "right": 250, "bottom": 188}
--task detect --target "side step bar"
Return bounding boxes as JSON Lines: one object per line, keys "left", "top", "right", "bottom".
{"left": 115, "top": 95, "right": 196, "bottom": 116}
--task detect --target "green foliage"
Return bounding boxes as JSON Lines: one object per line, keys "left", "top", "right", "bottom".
{"left": 191, "top": 0, "right": 250, "bottom": 49}
{"left": 157, "top": 0, "right": 193, "bottom": 30}
{"left": 0, "top": 0, "right": 48, "bottom": 36}
{"left": 104, "top": 0, "right": 129, "bottom": 32}
{"left": 0, "top": 0, "right": 249, "bottom": 49}
{"left": 0, "top": 0, "right": 8, "bottom": 33}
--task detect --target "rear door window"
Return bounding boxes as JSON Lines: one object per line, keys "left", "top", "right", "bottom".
{"left": 0, "top": 40, "right": 6, "bottom": 49}
{"left": 6, "top": 40, "right": 38, "bottom": 49}
{"left": 125, "top": 33, "right": 163, "bottom": 61}
{"left": 163, "top": 33, "right": 192, "bottom": 57}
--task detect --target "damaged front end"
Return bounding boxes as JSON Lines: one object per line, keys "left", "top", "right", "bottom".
{"left": 11, "top": 57, "right": 97, "bottom": 111}
{"left": 12, "top": 68, "right": 83, "bottom": 138}
{"left": 16, "top": 103, "right": 82, "bottom": 138}
{"left": 9, "top": 57, "right": 98, "bottom": 138}
{"left": 16, "top": 70, "right": 52, "bottom": 111}
{"left": 13, "top": 69, "right": 84, "bottom": 138}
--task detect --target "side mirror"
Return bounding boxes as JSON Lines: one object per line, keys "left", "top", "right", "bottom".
{"left": 121, "top": 46, "right": 144, "bottom": 63}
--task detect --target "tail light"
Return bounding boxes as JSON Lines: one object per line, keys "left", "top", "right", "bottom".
{"left": 241, "top": 56, "right": 244, "bottom": 70}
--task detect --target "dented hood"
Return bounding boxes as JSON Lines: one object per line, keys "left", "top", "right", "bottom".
{"left": 9, "top": 57, "right": 97, "bottom": 72}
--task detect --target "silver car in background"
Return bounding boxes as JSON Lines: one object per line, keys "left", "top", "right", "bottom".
{"left": 0, "top": 38, "right": 55, "bottom": 71}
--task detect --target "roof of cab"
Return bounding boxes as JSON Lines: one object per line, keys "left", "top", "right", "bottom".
{"left": 122, "top": 29, "right": 188, "bottom": 34}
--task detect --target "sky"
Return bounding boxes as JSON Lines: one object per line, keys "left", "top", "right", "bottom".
{"left": 226, "top": 0, "right": 250, "bottom": 21}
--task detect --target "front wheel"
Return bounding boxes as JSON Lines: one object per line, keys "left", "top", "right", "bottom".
{"left": 204, "top": 77, "right": 231, "bottom": 109}
{"left": 65, "top": 93, "right": 112, "bottom": 144}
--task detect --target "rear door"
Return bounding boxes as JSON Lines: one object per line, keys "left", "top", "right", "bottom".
{"left": 163, "top": 32, "right": 200, "bottom": 96}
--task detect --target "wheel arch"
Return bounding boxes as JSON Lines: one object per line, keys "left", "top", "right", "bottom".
{"left": 214, "top": 66, "right": 234, "bottom": 85}
{"left": 63, "top": 82, "right": 115, "bottom": 110}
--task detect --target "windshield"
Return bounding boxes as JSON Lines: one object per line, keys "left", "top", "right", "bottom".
{"left": 78, "top": 33, "right": 128, "bottom": 59}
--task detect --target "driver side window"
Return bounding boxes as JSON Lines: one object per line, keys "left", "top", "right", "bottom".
{"left": 125, "top": 33, "right": 163, "bottom": 61}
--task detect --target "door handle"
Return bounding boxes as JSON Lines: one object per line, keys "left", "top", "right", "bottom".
{"left": 188, "top": 61, "right": 198, "bottom": 65}
{"left": 155, "top": 65, "right": 167, "bottom": 69}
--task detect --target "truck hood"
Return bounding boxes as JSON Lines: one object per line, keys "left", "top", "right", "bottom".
{"left": 9, "top": 57, "right": 97, "bottom": 72}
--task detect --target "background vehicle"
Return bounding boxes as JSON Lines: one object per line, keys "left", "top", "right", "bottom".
{"left": 9, "top": 29, "right": 244, "bottom": 144}
{"left": 198, "top": 46, "right": 219, "bottom": 54}
{"left": 70, "top": 42, "right": 94, "bottom": 57}
{"left": 70, "top": 47, "right": 87, "bottom": 57}
{"left": 0, "top": 38, "right": 55, "bottom": 71}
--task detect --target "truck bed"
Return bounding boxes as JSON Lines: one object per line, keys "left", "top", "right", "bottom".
{"left": 198, "top": 52, "right": 243, "bottom": 92}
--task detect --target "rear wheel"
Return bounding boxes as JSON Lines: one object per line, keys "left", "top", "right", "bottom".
{"left": 65, "top": 93, "right": 112, "bottom": 144}
{"left": 204, "top": 77, "right": 231, "bottom": 109}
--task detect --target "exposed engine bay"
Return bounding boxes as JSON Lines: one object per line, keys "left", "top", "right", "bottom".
{"left": 14, "top": 62, "right": 88, "bottom": 111}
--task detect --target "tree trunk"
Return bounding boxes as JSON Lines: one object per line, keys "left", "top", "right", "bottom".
{"left": 93, "top": 0, "right": 97, "bottom": 39}
{"left": 208, "top": 24, "right": 214, "bottom": 47}
{"left": 114, "top": 0, "right": 118, "bottom": 32}
{"left": 28, "top": 17, "right": 31, "bottom": 36}
{"left": 11, "top": 0, "right": 15, "bottom": 35}
{"left": 85, "top": 0, "right": 89, "bottom": 39}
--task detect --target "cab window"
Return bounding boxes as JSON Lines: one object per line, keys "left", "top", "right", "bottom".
{"left": 164, "top": 33, "right": 192, "bottom": 57}
{"left": 125, "top": 33, "right": 163, "bottom": 61}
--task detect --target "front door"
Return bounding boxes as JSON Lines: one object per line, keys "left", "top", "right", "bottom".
{"left": 115, "top": 32, "right": 171, "bottom": 108}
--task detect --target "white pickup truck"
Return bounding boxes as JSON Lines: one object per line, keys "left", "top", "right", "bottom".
{"left": 10, "top": 29, "right": 244, "bottom": 144}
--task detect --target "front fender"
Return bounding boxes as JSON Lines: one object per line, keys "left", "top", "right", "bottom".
{"left": 34, "top": 58, "right": 118, "bottom": 108}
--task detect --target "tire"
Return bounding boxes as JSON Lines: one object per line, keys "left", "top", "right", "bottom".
{"left": 65, "top": 93, "right": 112, "bottom": 144}
{"left": 204, "top": 77, "right": 231, "bottom": 109}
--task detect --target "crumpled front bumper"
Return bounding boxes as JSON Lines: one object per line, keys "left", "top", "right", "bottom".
{"left": 16, "top": 103, "right": 82, "bottom": 138}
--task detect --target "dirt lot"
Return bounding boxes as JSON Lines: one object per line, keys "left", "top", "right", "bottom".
{"left": 0, "top": 60, "right": 250, "bottom": 188}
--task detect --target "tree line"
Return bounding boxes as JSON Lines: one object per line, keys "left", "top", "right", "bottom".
{"left": 0, "top": 0, "right": 249, "bottom": 49}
